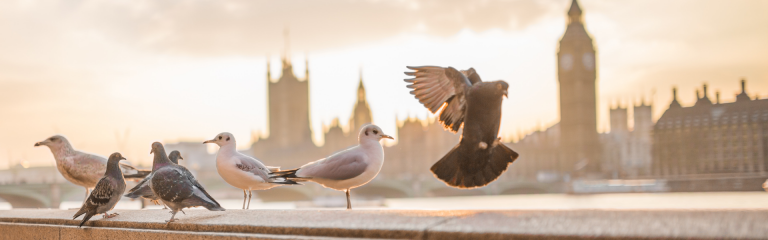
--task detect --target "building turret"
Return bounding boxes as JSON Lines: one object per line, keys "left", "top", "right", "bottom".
{"left": 669, "top": 87, "right": 682, "bottom": 109}
{"left": 736, "top": 78, "right": 751, "bottom": 102}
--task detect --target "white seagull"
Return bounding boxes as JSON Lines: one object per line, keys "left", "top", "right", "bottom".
{"left": 271, "top": 124, "right": 394, "bottom": 209}
{"left": 34, "top": 135, "right": 150, "bottom": 202}
{"left": 204, "top": 132, "right": 297, "bottom": 209}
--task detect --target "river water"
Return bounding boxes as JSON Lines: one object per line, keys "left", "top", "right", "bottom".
{"left": 2, "top": 192, "right": 768, "bottom": 210}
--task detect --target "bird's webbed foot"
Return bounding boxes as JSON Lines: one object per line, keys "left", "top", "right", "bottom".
{"left": 103, "top": 212, "right": 119, "bottom": 219}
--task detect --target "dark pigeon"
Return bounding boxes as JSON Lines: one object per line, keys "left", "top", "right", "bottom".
{"left": 72, "top": 152, "right": 128, "bottom": 227}
{"left": 404, "top": 66, "right": 519, "bottom": 189}
{"left": 124, "top": 150, "right": 184, "bottom": 206}
{"left": 148, "top": 142, "right": 224, "bottom": 224}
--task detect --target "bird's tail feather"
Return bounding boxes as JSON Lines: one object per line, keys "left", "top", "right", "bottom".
{"left": 269, "top": 169, "right": 311, "bottom": 182}
{"left": 76, "top": 212, "right": 93, "bottom": 228}
{"left": 72, "top": 207, "right": 87, "bottom": 220}
{"left": 123, "top": 170, "right": 151, "bottom": 179}
{"left": 430, "top": 141, "right": 519, "bottom": 189}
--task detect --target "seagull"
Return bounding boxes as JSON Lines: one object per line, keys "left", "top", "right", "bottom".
{"left": 34, "top": 135, "right": 150, "bottom": 202}
{"left": 149, "top": 142, "right": 224, "bottom": 225}
{"left": 270, "top": 124, "right": 393, "bottom": 209}
{"left": 403, "top": 66, "right": 519, "bottom": 189}
{"left": 204, "top": 132, "right": 297, "bottom": 209}
{"left": 72, "top": 152, "right": 127, "bottom": 228}
{"left": 124, "top": 150, "right": 184, "bottom": 208}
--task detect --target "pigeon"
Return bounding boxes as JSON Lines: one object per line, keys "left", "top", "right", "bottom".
{"left": 34, "top": 135, "right": 150, "bottom": 201}
{"left": 72, "top": 152, "right": 128, "bottom": 228}
{"left": 149, "top": 142, "right": 224, "bottom": 224}
{"left": 271, "top": 124, "right": 393, "bottom": 209}
{"left": 204, "top": 132, "right": 298, "bottom": 209}
{"left": 403, "top": 66, "right": 519, "bottom": 189}
{"left": 124, "top": 150, "right": 184, "bottom": 207}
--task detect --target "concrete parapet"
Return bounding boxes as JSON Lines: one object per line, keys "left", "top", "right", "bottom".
{"left": 0, "top": 209, "right": 766, "bottom": 239}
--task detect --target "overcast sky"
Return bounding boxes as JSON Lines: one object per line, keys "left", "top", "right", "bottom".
{"left": 1, "top": 0, "right": 767, "bottom": 168}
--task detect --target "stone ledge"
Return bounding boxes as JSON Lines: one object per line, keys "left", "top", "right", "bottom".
{"left": 1, "top": 209, "right": 766, "bottom": 239}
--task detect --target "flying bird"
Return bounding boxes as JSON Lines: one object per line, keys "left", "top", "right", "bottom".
{"left": 149, "top": 142, "right": 224, "bottom": 224}
{"left": 403, "top": 66, "right": 519, "bottom": 189}
{"left": 204, "top": 132, "right": 297, "bottom": 209}
{"left": 124, "top": 150, "right": 184, "bottom": 208}
{"left": 34, "top": 135, "right": 150, "bottom": 202}
{"left": 72, "top": 152, "right": 128, "bottom": 228}
{"left": 271, "top": 124, "right": 393, "bottom": 209}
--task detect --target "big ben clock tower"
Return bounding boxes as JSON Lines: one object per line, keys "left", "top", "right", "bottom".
{"left": 557, "top": 0, "right": 602, "bottom": 176}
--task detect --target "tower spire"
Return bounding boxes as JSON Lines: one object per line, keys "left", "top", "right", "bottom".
{"left": 567, "top": 0, "right": 583, "bottom": 24}
{"left": 281, "top": 27, "right": 292, "bottom": 71}
{"left": 669, "top": 87, "right": 681, "bottom": 108}
{"left": 736, "top": 78, "right": 751, "bottom": 102}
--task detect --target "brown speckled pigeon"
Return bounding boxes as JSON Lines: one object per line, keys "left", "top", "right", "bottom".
{"left": 404, "top": 66, "right": 519, "bottom": 189}
{"left": 148, "top": 142, "right": 224, "bottom": 224}
{"left": 72, "top": 152, "right": 127, "bottom": 228}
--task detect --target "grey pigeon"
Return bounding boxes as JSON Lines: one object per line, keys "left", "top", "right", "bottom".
{"left": 204, "top": 132, "right": 297, "bottom": 209}
{"left": 271, "top": 125, "right": 393, "bottom": 209}
{"left": 72, "top": 152, "right": 128, "bottom": 228}
{"left": 148, "top": 142, "right": 224, "bottom": 224}
{"left": 404, "top": 66, "right": 519, "bottom": 188}
{"left": 34, "top": 135, "right": 150, "bottom": 202}
{"left": 124, "top": 150, "right": 184, "bottom": 207}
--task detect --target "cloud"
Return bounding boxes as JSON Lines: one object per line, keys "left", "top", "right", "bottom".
{"left": 0, "top": 0, "right": 558, "bottom": 57}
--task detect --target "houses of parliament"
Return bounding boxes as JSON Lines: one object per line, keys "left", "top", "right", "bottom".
{"left": 170, "top": 0, "right": 767, "bottom": 196}
{"left": 247, "top": 56, "right": 459, "bottom": 183}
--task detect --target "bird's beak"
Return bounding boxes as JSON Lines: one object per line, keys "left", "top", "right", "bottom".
{"left": 120, "top": 157, "right": 127, "bottom": 161}
{"left": 503, "top": 90, "right": 508, "bottom": 98}
{"left": 381, "top": 135, "right": 394, "bottom": 140}
{"left": 179, "top": 156, "right": 184, "bottom": 160}
{"left": 150, "top": 149, "right": 154, "bottom": 154}
{"left": 203, "top": 139, "right": 215, "bottom": 144}
{"left": 34, "top": 142, "right": 43, "bottom": 147}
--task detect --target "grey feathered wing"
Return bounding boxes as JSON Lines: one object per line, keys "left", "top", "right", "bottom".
{"left": 405, "top": 66, "right": 475, "bottom": 132}
{"left": 124, "top": 173, "right": 157, "bottom": 201}
{"left": 73, "top": 178, "right": 113, "bottom": 227}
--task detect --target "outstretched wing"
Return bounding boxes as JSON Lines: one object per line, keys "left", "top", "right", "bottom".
{"left": 404, "top": 66, "right": 476, "bottom": 132}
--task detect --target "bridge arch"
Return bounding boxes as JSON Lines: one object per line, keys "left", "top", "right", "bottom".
{"left": 0, "top": 192, "right": 50, "bottom": 208}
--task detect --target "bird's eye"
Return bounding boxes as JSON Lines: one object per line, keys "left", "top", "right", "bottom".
{"left": 49, "top": 138, "right": 55, "bottom": 141}
{"left": 226, "top": 137, "right": 230, "bottom": 141}
{"left": 218, "top": 136, "right": 222, "bottom": 140}
{"left": 373, "top": 130, "right": 378, "bottom": 134}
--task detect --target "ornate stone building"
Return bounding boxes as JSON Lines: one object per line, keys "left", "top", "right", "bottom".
{"left": 557, "top": 0, "right": 602, "bottom": 175}
{"left": 250, "top": 56, "right": 319, "bottom": 169}
{"left": 602, "top": 101, "right": 653, "bottom": 178}
{"left": 509, "top": 0, "right": 603, "bottom": 182}
{"left": 651, "top": 80, "right": 768, "bottom": 178}
{"left": 248, "top": 54, "right": 458, "bottom": 182}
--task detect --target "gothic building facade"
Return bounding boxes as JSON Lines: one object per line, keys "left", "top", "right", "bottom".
{"left": 248, "top": 55, "right": 458, "bottom": 180}
{"left": 651, "top": 80, "right": 768, "bottom": 178}
{"left": 557, "top": 0, "right": 602, "bottom": 176}
{"left": 508, "top": 0, "right": 604, "bottom": 182}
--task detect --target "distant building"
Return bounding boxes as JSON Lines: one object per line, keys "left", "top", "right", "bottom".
{"left": 165, "top": 142, "right": 214, "bottom": 179}
{"left": 509, "top": 0, "right": 603, "bottom": 181}
{"left": 557, "top": 0, "right": 602, "bottom": 176}
{"left": 651, "top": 80, "right": 768, "bottom": 178}
{"left": 602, "top": 101, "right": 653, "bottom": 178}
{"left": 244, "top": 52, "right": 458, "bottom": 183}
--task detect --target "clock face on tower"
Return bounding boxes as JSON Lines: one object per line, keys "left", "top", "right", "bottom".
{"left": 560, "top": 53, "right": 573, "bottom": 71}
{"left": 582, "top": 52, "right": 595, "bottom": 70}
